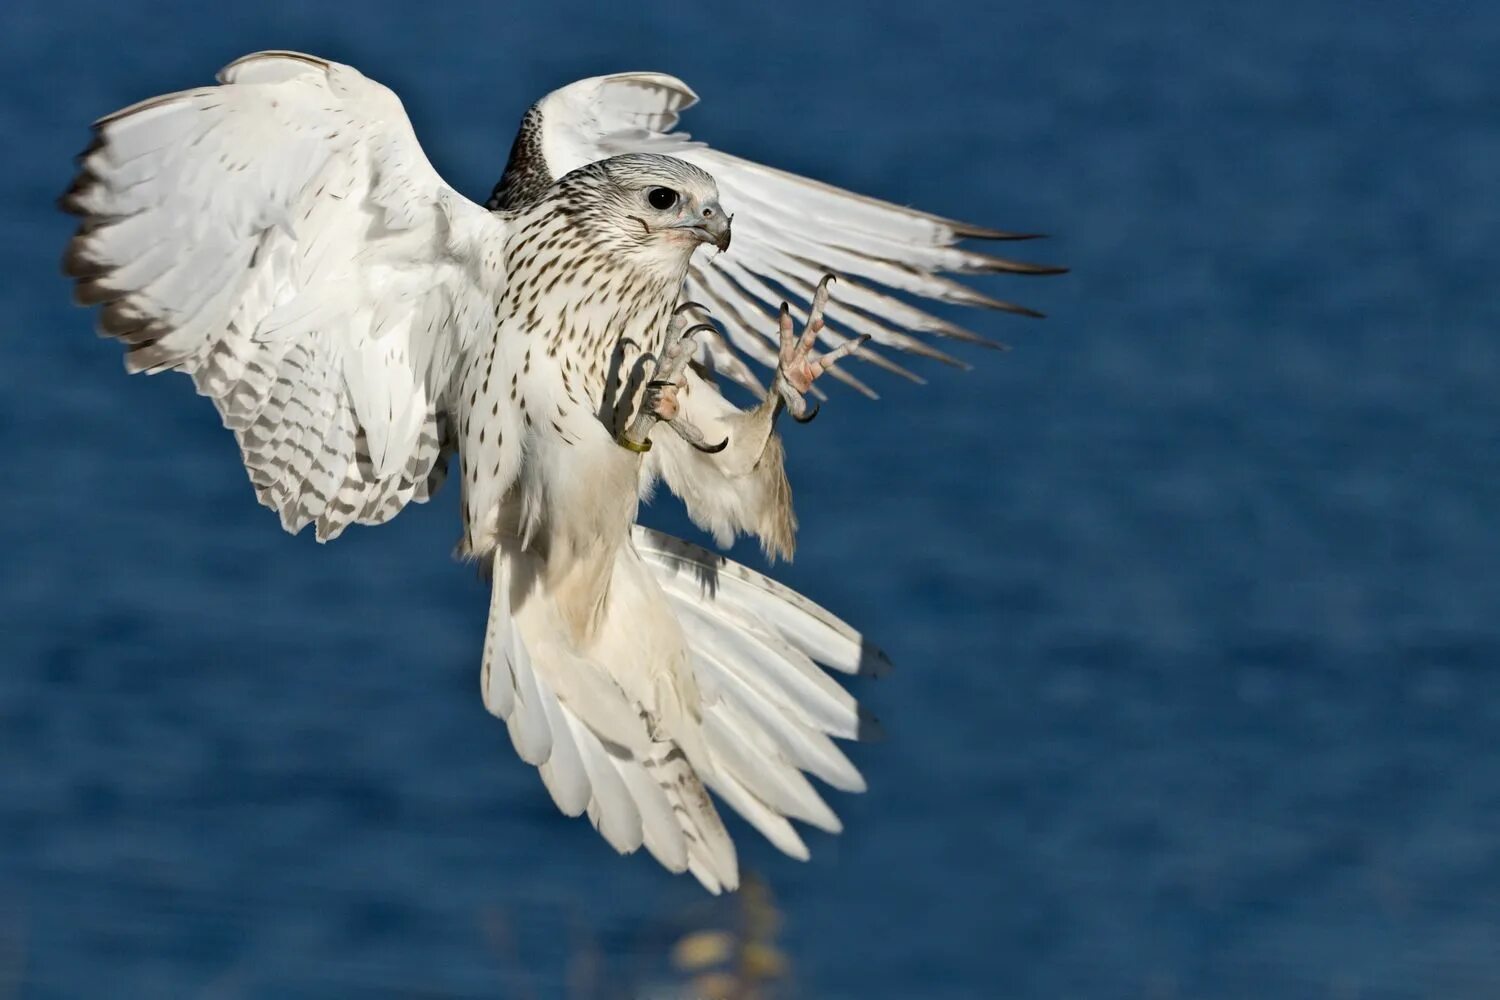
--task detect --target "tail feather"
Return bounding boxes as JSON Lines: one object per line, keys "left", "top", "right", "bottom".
{"left": 479, "top": 545, "right": 737, "bottom": 891}
{"left": 610, "top": 753, "right": 689, "bottom": 873}
{"left": 703, "top": 766, "right": 809, "bottom": 862}
{"left": 634, "top": 526, "right": 893, "bottom": 677}
{"left": 565, "top": 712, "right": 644, "bottom": 855}
{"left": 703, "top": 706, "right": 841, "bottom": 833}
{"left": 477, "top": 528, "right": 886, "bottom": 892}
{"left": 535, "top": 676, "right": 590, "bottom": 817}
{"left": 676, "top": 600, "right": 870, "bottom": 739}
{"left": 634, "top": 529, "right": 883, "bottom": 868}
{"left": 480, "top": 557, "right": 516, "bottom": 718}
{"left": 643, "top": 738, "right": 738, "bottom": 893}
{"left": 503, "top": 618, "right": 552, "bottom": 767}
{"left": 695, "top": 649, "right": 867, "bottom": 793}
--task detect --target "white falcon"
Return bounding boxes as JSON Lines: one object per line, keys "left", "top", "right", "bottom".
{"left": 61, "top": 52, "right": 1060, "bottom": 892}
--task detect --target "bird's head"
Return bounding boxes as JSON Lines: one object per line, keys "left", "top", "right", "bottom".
{"left": 556, "top": 153, "right": 730, "bottom": 273}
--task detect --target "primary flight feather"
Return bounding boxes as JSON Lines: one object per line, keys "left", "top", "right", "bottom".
{"left": 61, "top": 51, "right": 1057, "bottom": 892}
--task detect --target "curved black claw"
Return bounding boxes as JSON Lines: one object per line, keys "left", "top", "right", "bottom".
{"left": 690, "top": 433, "right": 729, "bottom": 454}
{"left": 791, "top": 400, "right": 820, "bottom": 424}
{"left": 679, "top": 322, "right": 719, "bottom": 342}
{"left": 668, "top": 417, "right": 729, "bottom": 453}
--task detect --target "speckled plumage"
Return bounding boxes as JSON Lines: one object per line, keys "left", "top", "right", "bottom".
{"left": 455, "top": 155, "right": 718, "bottom": 563}
{"left": 485, "top": 104, "right": 550, "bottom": 212}
{"left": 58, "top": 54, "right": 852, "bottom": 892}
{"left": 59, "top": 49, "right": 1053, "bottom": 894}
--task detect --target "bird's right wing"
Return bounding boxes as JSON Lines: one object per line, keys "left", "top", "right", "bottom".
{"left": 62, "top": 50, "right": 506, "bottom": 541}
{"left": 498, "top": 72, "right": 1063, "bottom": 398}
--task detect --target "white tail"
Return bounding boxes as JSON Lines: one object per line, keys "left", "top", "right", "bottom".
{"left": 477, "top": 526, "right": 889, "bottom": 892}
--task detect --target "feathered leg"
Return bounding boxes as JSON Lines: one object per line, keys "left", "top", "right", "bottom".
{"left": 640, "top": 275, "right": 867, "bottom": 559}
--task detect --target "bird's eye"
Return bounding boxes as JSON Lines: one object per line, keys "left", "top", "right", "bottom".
{"left": 647, "top": 187, "right": 679, "bottom": 210}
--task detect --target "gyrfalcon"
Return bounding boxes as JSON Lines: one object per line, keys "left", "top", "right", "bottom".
{"left": 61, "top": 51, "right": 1061, "bottom": 892}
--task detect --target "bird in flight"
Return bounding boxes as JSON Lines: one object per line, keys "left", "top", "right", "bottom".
{"left": 61, "top": 52, "right": 1060, "bottom": 892}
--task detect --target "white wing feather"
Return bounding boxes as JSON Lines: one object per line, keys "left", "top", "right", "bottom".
{"left": 527, "top": 72, "right": 1063, "bottom": 395}
{"left": 62, "top": 50, "right": 505, "bottom": 539}
{"left": 67, "top": 55, "right": 899, "bottom": 892}
{"left": 474, "top": 529, "right": 884, "bottom": 891}
{"left": 634, "top": 527, "right": 884, "bottom": 858}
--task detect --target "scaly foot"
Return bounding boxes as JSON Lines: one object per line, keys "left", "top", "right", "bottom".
{"left": 618, "top": 303, "right": 727, "bottom": 454}
{"left": 772, "top": 275, "right": 868, "bottom": 422}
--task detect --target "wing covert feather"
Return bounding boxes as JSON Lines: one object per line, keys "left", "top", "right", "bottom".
{"left": 63, "top": 50, "right": 508, "bottom": 540}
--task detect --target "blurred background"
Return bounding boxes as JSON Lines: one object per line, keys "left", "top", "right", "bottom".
{"left": 2, "top": 1, "right": 1496, "bottom": 996}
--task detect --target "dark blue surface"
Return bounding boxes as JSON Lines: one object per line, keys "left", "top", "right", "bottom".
{"left": 3, "top": 2, "right": 1497, "bottom": 996}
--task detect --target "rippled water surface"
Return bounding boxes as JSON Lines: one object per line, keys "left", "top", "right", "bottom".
{"left": 2, "top": 2, "right": 1497, "bottom": 996}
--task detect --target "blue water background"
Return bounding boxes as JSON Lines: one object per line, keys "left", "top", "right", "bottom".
{"left": 2, "top": 1, "right": 1497, "bottom": 996}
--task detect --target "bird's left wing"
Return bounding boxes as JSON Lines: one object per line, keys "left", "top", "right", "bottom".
{"left": 63, "top": 51, "right": 506, "bottom": 540}
{"left": 490, "top": 72, "right": 1063, "bottom": 397}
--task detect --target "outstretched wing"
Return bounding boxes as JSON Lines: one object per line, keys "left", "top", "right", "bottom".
{"left": 491, "top": 72, "right": 1063, "bottom": 396}
{"left": 63, "top": 50, "right": 505, "bottom": 540}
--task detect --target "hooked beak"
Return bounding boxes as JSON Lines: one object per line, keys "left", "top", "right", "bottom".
{"left": 675, "top": 201, "right": 732, "bottom": 253}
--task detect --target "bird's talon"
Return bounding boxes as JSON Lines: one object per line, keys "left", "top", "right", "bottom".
{"left": 770, "top": 273, "right": 857, "bottom": 418}
{"left": 791, "top": 400, "right": 820, "bottom": 424}
{"left": 619, "top": 315, "right": 719, "bottom": 451}
{"left": 668, "top": 415, "right": 728, "bottom": 453}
